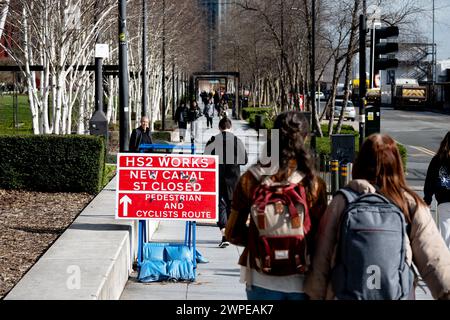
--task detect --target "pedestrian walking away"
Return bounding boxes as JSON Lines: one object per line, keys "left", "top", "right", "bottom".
{"left": 188, "top": 101, "right": 202, "bottom": 143}
{"left": 200, "top": 90, "right": 208, "bottom": 109}
{"left": 218, "top": 99, "right": 228, "bottom": 119}
{"left": 174, "top": 102, "right": 189, "bottom": 142}
{"left": 225, "top": 111, "right": 328, "bottom": 300}
{"left": 214, "top": 90, "right": 220, "bottom": 116}
{"left": 203, "top": 98, "right": 215, "bottom": 129}
{"left": 305, "top": 134, "right": 450, "bottom": 300}
{"left": 129, "top": 116, "right": 153, "bottom": 152}
{"left": 204, "top": 117, "right": 248, "bottom": 248}
{"left": 424, "top": 131, "right": 450, "bottom": 249}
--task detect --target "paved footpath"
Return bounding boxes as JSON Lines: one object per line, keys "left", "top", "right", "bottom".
{"left": 120, "top": 221, "right": 247, "bottom": 300}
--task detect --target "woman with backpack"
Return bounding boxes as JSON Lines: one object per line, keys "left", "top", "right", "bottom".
{"left": 225, "top": 111, "right": 328, "bottom": 300}
{"left": 305, "top": 134, "right": 450, "bottom": 300}
{"left": 424, "top": 131, "right": 450, "bottom": 249}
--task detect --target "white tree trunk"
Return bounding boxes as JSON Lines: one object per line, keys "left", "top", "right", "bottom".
{"left": 77, "top": 80, "right": 86, "bottom": 134}
{"left": 22, "top": 7, "right": 40, "bottom": 134}
{"left": 0, "top": 0, "right": 10, "bottom": 41}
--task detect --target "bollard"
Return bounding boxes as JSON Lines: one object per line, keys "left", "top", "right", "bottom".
{"left": 331, "top": 160, "right": 339, "bottom": 194}
{"left": 339, "top": 163, "right": 349, "bottom": 188}
{"left": 319, "top": 155, "right": 326, "bottom": 182}
{"left": 347, "top": 162, "right": 353, "bottom": 182}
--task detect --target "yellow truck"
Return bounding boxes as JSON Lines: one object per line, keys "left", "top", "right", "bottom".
{"left": 366, "top": 88, "right": 381, "bottom": 106}
{"left": 393, "top": 85, "right": 427, "bottom": 109}
{"left": 351, "top": 79, "right": 371, "bottom": 105}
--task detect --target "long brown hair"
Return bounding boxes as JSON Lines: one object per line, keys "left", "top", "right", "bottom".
{"left": 272, "top": 111, "right": 316, "bottom": 191}
{"left": 437, "top": 131, "right": 450, "bottom": 164}
{"left": 352, "top": 134, "right": 425, "bottom": 223}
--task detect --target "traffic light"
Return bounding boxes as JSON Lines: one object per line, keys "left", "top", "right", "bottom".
{"left": 373, "top": 26, "right": 399, "bottom": 72}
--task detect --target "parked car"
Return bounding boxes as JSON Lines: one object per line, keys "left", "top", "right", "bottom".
{"left": 326, "top": 99, "right": 356, "bottom": 121}
{"left": 315, "top": 92, "right": 325, "bottom": 101}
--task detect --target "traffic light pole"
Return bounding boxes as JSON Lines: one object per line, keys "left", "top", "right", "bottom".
{"left": 359, "top": 14, "right": 367, "bottom": 148}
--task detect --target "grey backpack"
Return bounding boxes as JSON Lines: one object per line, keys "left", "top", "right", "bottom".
{"left": 331, "top": 188, "right": 414, "bottom": 300}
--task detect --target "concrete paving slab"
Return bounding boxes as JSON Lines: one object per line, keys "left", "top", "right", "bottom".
{"left": 121, "top": 277, "right": 189, "bottom": 300}
{"left": 5, "top": 258, "right": 115, "bottom": 300}
{"left": 5, "top": 176, "right": 134, "bottom": 300}
{"left": 120, "top": 219, "right": 248, "bottom": 300}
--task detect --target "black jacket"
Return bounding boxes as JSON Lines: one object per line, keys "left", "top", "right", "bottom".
{"left": 129, "top": 127, "right": 153, "bottom": 152}
{"left": 204, "top": 131, "right": 248, "bottom": 200}
{"left": 424, "top": 155, "right": 450, "bottom": 205}
{"left": 175, "top": 106, "right": 189, "bottom": 124}
{"left": 187, "top": 107, "right": 202, "bottom": 122}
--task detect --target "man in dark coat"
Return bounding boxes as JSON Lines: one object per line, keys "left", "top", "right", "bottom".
{"left": 129, "top": 116, "right": 153, "bottom": 152}
{"left": 204, "top": 117, "right": 248, "bottom": 247}
{"left": 175, "top": 102, "right": 189, "bottom": 142}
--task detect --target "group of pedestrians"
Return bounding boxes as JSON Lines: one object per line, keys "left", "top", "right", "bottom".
{"left": 200, "top": 90, "right": 230, "bottom": 121}
{"left": 128, "top": 108, "right": 450, "bottom": 300}
{"left": 211, "top": 110, "right": 450, "bottom": 300}
{"left": 174, "top": 101, "right": 203, "bottom": 143}
{"left": 174, "top": 96, "right": 230, "bottom": 142}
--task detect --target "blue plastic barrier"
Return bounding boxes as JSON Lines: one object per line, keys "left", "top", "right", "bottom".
{"left": 135, "top": 142, "right": 208, "bottom": 282}
{"left": 138, "top": 243, "right": 196, "bottom": 283}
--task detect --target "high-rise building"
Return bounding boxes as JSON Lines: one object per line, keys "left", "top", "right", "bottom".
{"left": 198, "top": 0, "right": 232, "bottom": 71}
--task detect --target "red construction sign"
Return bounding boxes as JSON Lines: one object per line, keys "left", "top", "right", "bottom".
{"left": 116, "top": 153, "right": 219, "bottom": 222}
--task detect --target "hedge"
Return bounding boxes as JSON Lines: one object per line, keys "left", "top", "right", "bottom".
{"left": 315, "top": 125, "right": 408, "bottom": 168}
{"left": 245, "top": 113, "right": 408, "bottom": 167}
{"left": 242, "top": 107, "right": 273, "bottom": 120}
{"left": 0, "top": 135, "right": 106, "bottom": 194}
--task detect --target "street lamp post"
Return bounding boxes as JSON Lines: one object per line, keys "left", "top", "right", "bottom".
{"left": 141, "top": 0, "right": 148, "bottom": 117}
{"left": 162, "top": 0, "right": 166, "bottom": 131}
{"left": 94, "top": 1, "right": 103, "bottom": 114}
{"left": 359, "top": 0, "right": 367, "bottom": 149}
{"left": 432, "top": 0, "right": 436, "bottom": 106}
{"left": 310, "top": 0, "right": 317, "bottom": 153}
{"left": 280, "top": 0, "right": 286, "bottom": 111}
{"left": 118, "top": 0, "right": 130, "bottom": 152}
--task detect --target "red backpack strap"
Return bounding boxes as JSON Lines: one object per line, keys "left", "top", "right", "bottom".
{"left": 282, "top": 184, "right": 311, "bottom": 234}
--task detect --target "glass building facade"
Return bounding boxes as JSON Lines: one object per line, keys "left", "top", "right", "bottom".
{"left": 198, "top": 0, "right": 232, "bottom": 71}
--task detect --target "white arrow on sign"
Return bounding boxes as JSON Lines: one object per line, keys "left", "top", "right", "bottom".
{"left": 120, "top": 195, "right": 132, "bottom": 217}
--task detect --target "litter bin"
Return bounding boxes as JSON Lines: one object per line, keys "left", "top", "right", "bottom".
{"left": 331, "top": 134, "right": 356, "bottom": 164}
{"left": 365, "top": 105, "right": 381, "bottom": 137}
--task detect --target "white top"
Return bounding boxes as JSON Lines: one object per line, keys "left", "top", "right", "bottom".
{"left": 240, "top": 266, "right": 305, "bottom": 293}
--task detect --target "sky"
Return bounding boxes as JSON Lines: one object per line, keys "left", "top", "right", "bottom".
{"left": 425, "top": 0, "right": 450, "bottom": 60}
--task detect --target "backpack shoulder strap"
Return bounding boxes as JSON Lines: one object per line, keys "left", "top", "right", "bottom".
{"left": 248, "top": 165, "right": 273, "bottom": 183}
{"left": 336, "top": 188, "right": 361, "bottom": 205}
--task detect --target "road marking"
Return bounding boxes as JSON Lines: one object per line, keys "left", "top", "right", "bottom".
{"left": 409, "top": 154, "right": 428, "bottom": 157}
{"left": 393, "top": 139, "right": 435, "bottom": 157}
{"left": 410, "top": 145, "right": 436, "bottom": 157}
